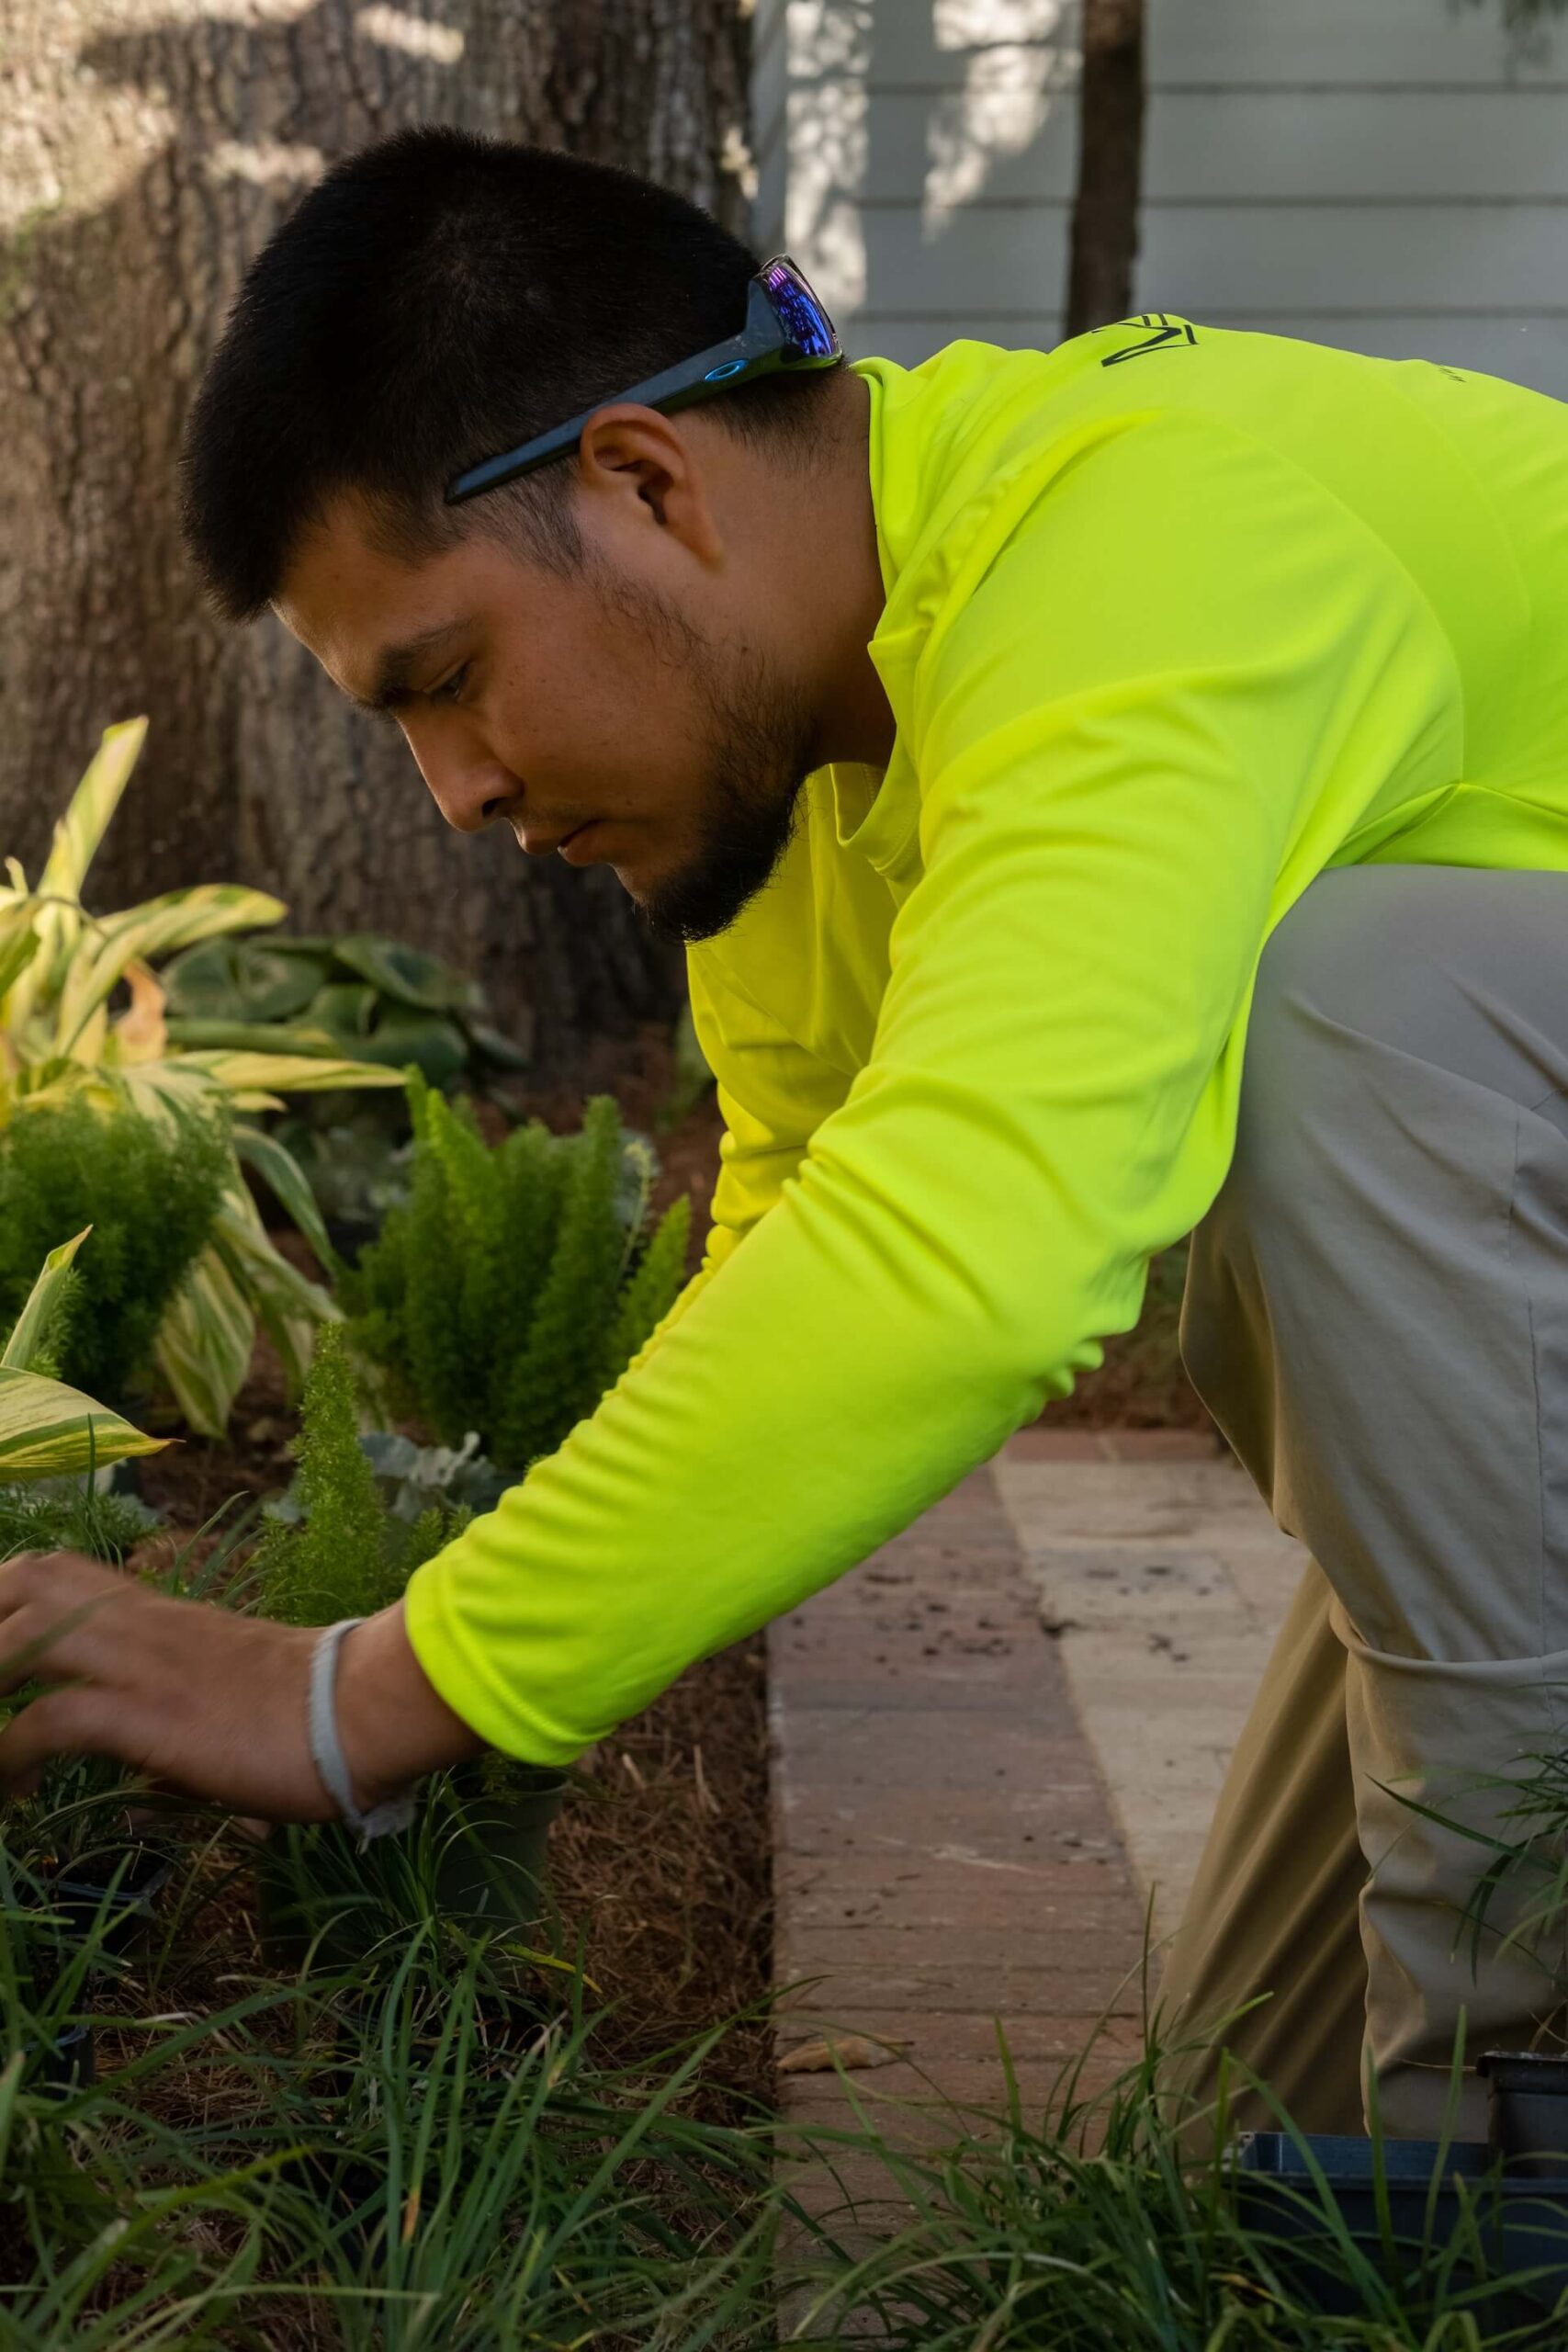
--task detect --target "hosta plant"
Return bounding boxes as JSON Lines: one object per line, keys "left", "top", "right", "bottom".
{"left": 163, "top": 927, "right": 532, "bottom": 1093}
{"left": 343, "top": 1078, "right": 691, "bottom": 1476}
{"left": 0, "top": 718, "right": 400, "bottom": 1434}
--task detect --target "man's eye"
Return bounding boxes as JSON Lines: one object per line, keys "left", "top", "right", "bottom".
{"left": 432, "top": 663, "right": 470, "bottom": 706}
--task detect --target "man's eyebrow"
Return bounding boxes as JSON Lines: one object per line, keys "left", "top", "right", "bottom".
{"left": 354, "top": 620, "right": 470, "bottom": 714}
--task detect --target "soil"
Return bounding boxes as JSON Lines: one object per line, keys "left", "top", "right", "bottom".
{"left": 128, "top": 1324, "right": 774, "bottom": 2122}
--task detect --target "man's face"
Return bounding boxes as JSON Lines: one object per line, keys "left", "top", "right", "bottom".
{"left": 276, "top": 486, "right": 820, "bottom": 944}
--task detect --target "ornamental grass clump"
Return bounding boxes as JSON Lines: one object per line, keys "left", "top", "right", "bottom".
{"left": 344, "top": 1077, "right": 690, "bottom": 1476}
{"left": 0, "top": 1092, "right": 228, "bottom": 1411}
{"left": 0, "top": 1877, "right": 779, "bottom": 2343}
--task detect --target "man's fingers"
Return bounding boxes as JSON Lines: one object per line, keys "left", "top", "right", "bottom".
{"left": 0, "top": 1684, "right": 114, "bottom": 1795}
{"left": 0, "top": 1550, "right": 109, "bottom": 1618}
{"left": 0, "top": 1588, "right": 123, "bottom": 1697}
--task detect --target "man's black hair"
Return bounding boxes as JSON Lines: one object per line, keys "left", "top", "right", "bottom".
{"left": 181, "top": 129, "right": 840, "bottom": 622}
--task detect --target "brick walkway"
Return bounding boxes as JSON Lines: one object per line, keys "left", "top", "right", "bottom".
{"left": 771, "top": 1453, "right": 1149, "bottom": 2188}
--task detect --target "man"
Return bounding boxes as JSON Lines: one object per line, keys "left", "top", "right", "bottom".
{"left": 8, "top": 126, "right": 1568, "bottom": 2141}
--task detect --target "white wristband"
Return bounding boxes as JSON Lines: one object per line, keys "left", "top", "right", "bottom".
{"left": 308, "top": 1617, "right": 418, "bottom": 1845}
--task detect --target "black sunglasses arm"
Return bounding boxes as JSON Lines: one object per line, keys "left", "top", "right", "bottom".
{"left": 446, "top": 280, "right": 788, "bottom": 504}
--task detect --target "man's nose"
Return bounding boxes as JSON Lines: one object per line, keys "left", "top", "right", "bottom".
{"left": 408, "top": 730, "right": 522, "bottom": 835}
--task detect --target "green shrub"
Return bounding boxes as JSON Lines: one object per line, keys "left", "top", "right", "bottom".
{"left": 253, "top": 1322, "right": 467, "bottom": 1627}
{"left": 0, "top": 1097, "right": 229, "bottom": 1408}
{"left": 343, "top": 1080, "right": 690, "bottom": 1476}
{"left": 0, "top": 1479, "right": 160, "bottom": 1566}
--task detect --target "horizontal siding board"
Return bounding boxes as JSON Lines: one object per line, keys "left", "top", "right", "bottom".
{"left": 846, "top": 315, "right": 1065, "bottom": 367}
{"left": 1149, "top": 90, "right": 1568, "bottom": 200}
{"left": 831, "top": 200, "right": 1568, "bottom": 312}
{"left": 783, "top": 1, "right": 1080, "bottom": 76}
{"left": 828, "top": 82, "right": 1079, "bottom": 204}
{"left": 1150, "top": 0, "right": 1551, "bottom": 87}
{"left": 1140, "top": 199, "right": 1568, "bottom": 310}
{"left": 841, "top": 90, "right": 1568, "bottom": 207}
{"left": 770, "top": 0, "right": 1551, "bottom": 91}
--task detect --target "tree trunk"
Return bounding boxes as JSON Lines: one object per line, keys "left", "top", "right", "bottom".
{"left": 1065, "top": 0, "right": 1146, "bottom": 339}
{"left": 1, "top": 1, "right": 754, "bottom": 1077}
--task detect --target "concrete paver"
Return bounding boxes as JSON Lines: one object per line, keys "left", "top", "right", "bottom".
{"left": 993, "top": 1440, "right": 1307, "bottom": 1938}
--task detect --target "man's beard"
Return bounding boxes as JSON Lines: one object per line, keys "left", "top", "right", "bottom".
{"left": 598, "top": 567, "right": 820, "bottom": 946}
{"left": 639, "top": 662, "right": 818, "bottom": 944}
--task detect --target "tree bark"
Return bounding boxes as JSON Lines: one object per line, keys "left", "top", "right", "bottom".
{"left": 1065, "top": 0, "right": 1145, "bottom": 339}
{"left": 1, "top": 1, "right": 754, "bottom": 1076}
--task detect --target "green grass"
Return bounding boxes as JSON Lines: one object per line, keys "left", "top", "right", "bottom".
{"left": 0, "top": 1815, "right": 783, "bottom": 2347}
{"left": 8, "top": 1831, "right": 1568, "bottom": 2352}
{"left": 774, "top": 2030, "right": 1568, "bottom": 2347}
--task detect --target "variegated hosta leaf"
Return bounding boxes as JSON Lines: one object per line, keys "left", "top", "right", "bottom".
{"left": 65, "top": 1002, "right": 109, "bottom": 1069}
{"left": 152, "top": 1239, "right": 256, "bottom": 1441}
{"left": 173, "top": 1049, "right": 404, "bottom": 1098}
{"left": 52, "top": 883, "right": 286, "bottom": 1056}
{"left": 8, "top": 718, "right": 149, "bottom": 1034}
{"left": 233, "top": 1122, "right": 336, "bottom": 1271}
{"left": 211, "top": 1186, "right": 335, "bottom": 1396}
{"left": 0, "top": 1366, "right": 165, "bottom": 1483}
{"left": 163, "top": 1018, "right": 350, "bottom": 1057}
{"left": 0, "top": 1058, "right": 124, "bottom": 1125}
{"left": 0, "top": 912, "right": 41, "bottom": 1020}
{"left": 38, "top": 718, "right": 149, "bottom": 903}
{"left": 2, "top": 1227, "right": 91, "bottom": 1371}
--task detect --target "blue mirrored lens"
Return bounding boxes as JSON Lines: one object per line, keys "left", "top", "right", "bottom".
{"left": 761, "top": 260, "right": 840, "bottom": 360}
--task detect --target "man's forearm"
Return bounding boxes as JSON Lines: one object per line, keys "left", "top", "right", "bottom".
{"left": 334, "top": 1601, "right": 485, "bottom": 1806}
{"left": 0, "top": 1555, "right": 485, "bottom": 1819}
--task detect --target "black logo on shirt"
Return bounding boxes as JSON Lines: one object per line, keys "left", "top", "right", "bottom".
{"left": 1098, "top": 314, "right": 1200, "bottom": 367}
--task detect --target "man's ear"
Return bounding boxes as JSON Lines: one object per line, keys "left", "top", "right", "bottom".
{"left": 575, "top": 405, "right": 725, "bottom": 562}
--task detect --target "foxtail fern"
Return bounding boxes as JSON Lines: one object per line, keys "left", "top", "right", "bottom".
{"left": 342, "top": 1082, "right": 691, "bottom": 1476}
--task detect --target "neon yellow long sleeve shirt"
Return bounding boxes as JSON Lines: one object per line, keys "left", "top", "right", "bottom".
{"left": 405, "top": 319, "right": 1568, "bottom": 1761}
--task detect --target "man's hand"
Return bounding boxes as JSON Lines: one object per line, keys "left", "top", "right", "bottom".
{"left": 0, "top": 1553, "right": 482, "bottom": 1819}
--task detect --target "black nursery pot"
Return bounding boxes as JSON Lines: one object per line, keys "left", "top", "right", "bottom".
{"left": 1481, "top": 2050, "right": 1568, "bottom": 2177}
{"left": 37, "top": 2022, "right": 96, "bottom": 2094}
{"left": 42, "top": 1844, "right": 173, "bottom": 1962}
{"left": 433, "top": 1764, "right": 568, "bottom": 1940}
{"left": 1233, "top": 2128, "right": 1568, "bottom": 2331}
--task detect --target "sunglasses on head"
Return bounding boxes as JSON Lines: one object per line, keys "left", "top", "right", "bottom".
{"left": 445, "top": 255, "right": 843, "bottom": 506}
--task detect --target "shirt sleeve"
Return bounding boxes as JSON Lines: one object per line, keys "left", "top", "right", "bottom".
{"left": 615, "top": 947, "right": 855, "bottom": 1366}
{"left": 402, "top": 408, "right": 1451, "bottom": 1762}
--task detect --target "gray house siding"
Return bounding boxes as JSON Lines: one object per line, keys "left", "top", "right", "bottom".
{"left": 754, "top": 0, "right": 1568, "bottom": 396}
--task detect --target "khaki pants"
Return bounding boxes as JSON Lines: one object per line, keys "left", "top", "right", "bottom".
{"left": 1159, "top": 866, "right": 1568, "bottom": 2142}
